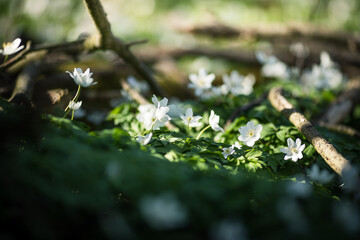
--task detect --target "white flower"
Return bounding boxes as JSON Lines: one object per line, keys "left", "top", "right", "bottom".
{"left": 222, "top": 71, "right": 255, "bottom": 96}
{"left": 209, "top": 110, "right": 224, "bottom": 132}
{"left": 180, "top": 108, "right": 202, "bottom": 128}
{"left": 136, "top": 132, "right": 153, "bottom": 145}
{"left": 238, "top": 121, "right": 262, "bottom": 147}
{"left": 0, "top": 38, "right": 24, "bottom": 55}
{"left": 307, "top": 164, "right": 334, "bottom": 184}
{"left": 137, "top": 95, "right": 171, "bottom": 130}
{"left": 68, "top": 100, "right": 82, "bottom": 110}
{"left": 139, "top": 193, "right": 187, "bottom": 230}
{"left": 188, "top": 68, "right": 215, "bottom": 97}
{"left": 66, "top": 68, "right": 97, "bottom": 87}
{"left": 280, "top": 138, "right": 305, "bottom": 162}
{"left": 152, "top": 94, "right": 168, "bottom": 108}
{"left": 222, "top": 145, "right": 235, "bottom": 159}
{"left": 300, "top": 52, "right": 343, "bottom": 90}
{"left": 256, "top": 51, "right": 289, "bottom": 80}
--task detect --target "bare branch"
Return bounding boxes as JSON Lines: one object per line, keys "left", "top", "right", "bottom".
{"left": 183, "top": 23, "right": 360, "bottom": 51}
{"left": 318, "top": 122, "right": 360, "bottom": 138}
{"left": 8, "top": 62, "right": 39, "bottom": 106}
{"left": 125, "top": 39, "right": 148, "bottom": 48}
{"left": 268, "top": 87, "right": 351, "bottom": 176}
{"left": 83, "top": 0, "right": 165, "bottom": 97}
{"left": 317, "top": 77, "right": 360, "bottom": 124}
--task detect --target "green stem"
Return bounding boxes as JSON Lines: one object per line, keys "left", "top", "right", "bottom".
{"left": 196, "top": 125, "right": 211, "bottom": 140}
{"left": 63, "top": 109, "right": 71, "bottom": 118}
{"left": 142, "top": 120, "right": 157, "bottom": 135}
{"left": 187, "top": 123, "right": 190, "bottom": 135}
{"left": 71, "top": 110, "right": 75, "bottom": 120}
{"left": 65, "top": 85, "right": 81, "bottom": 112}
{"left": 3, "top": 55, "right": 8, "bottom": 64}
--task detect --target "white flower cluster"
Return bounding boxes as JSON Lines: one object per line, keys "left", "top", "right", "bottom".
{"left": 188, "top": 68, "right": 255, "bottom": 99}
{"left": 301, "top": 51, "right": 344, "bottom": 90}
{"left": 137, "top": 95, "right": 171, "bottom": 130}
{"left": 256, "top": 50, "right": 345, "bottom": 90}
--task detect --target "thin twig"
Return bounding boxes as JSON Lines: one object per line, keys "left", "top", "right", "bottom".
{"left": 125, "top": 39, "right": 148, "bottom": 48}
{"left": 268, "top": 87, "right": 351, "bottom": 176}
{"left": 224, "top": 92, "right": 268, "bottom": 129}
{"left": 83, "top": 0, "right": 165, "bottom": 97}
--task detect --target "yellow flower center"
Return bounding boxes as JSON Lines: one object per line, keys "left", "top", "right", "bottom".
{"left": 187, "top": 117, "right": 192, "bottom": 121}
{"left": 198, "top": 77, "right": 206, "bottom": 87}
{"left": 290, "top": 148, "right": 298, "bottom": 154}
{"left": 3, "top": 42, "right": 10, "bottom": 48}
{"left": 247, "top": 130, "right": 254, "bottom": 137}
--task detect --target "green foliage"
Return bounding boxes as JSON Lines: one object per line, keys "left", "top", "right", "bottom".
{"left": 1, "top": 78, "right": 360, "bottom": 239}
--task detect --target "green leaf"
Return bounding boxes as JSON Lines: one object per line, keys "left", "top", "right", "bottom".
{"left": 245, "top": 149, "right": 263, "bottom": 159}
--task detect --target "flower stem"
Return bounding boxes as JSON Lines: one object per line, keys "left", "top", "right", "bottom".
{"left": 65, "top": 85, "right": 81, "bottom": 112}
{"left": 187, "top": 123, "right": 190, "bottom": 135}
{"left": 3, "top": 55, "right": 8, "bottom": 64}
{"left": 196, "top": 125, "right": 211, "bottom": 140}
{"left": 63, "top": 109, "right": 71, "bottom": 118}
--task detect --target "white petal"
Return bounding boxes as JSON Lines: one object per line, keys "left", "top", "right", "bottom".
{"left": 280, "top": 147, "right": 290, "bottom": 154}
{"left": 299, "top": 144, "right": 306, "bottom": 152}
{"left": 246, "top": 139, "right": 255, "bottom": 147}
{"left": 12, "top": 38, "right": 22, "bottom": 48}
{"left": 186, "top": 108, "right": 193, "bottom": 117}
{"left": 287, "top": 138, "right": 294, "bottom": 147}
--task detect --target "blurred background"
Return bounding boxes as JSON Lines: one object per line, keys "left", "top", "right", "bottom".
{"left": 1, "top": 0, "right": 359, "bottom": 126}
{"left": 1, "top": 0, "right": 359, "bottom": 43}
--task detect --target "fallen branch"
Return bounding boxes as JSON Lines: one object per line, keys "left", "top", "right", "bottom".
{"left": 318, "top": 122, "right": 360, "bottom": 138}
{"left": 317, "top": 77, "right": 360, "bottom": 124}
{"left": 136, "top": 45, "right": 360, "bottom": 70}
{"left": 83, "top": 0, "right": 164, "bottom": 97}
{"left": 183, "top": 23, "right": 360, "bottom": 51}
{"left": 137, "top": 46, "right": 261, "bottom": 66}
{"left": 8, "top": 62, "right": 39, "bottom": 106}
{"left": 268, "top": 87, "right": 351, "bottom": 176}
